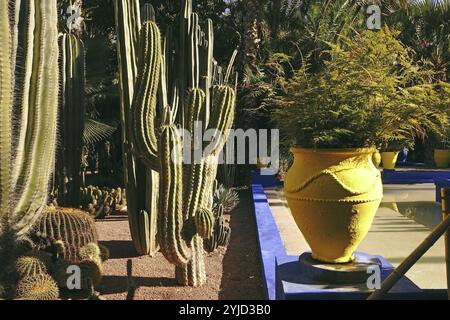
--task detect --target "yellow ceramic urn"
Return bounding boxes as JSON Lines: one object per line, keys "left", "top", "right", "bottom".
{"left": 434, "top": 149, "right": 450, "bottom": 168}
{"left": 381, "top": 152, "right": 399, "bottom": 170}
{"left": 284, "top": 148, "right": 383, "bottom": 263}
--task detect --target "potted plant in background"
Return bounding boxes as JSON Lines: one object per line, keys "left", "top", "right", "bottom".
{"left": 427, "top": 84, "right": 450, "bottom": 168}
{"left": 381, "top": 150, "right": 400, "bottom": 170}
{"left": 272, "top": 27, "right": 448, "bottom": 263}
{"left": 434, "top": 136, "right": 450, "bottom": 168}
{"left": 380, "top": 140, "right": 410, "bottom": 170}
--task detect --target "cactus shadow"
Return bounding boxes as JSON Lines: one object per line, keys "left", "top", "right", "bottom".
{"left": 98, "top": 275, "right": 178, "bottom": 295}
{"left": 218, "top": 190, "right": 265, "bottom": 300}
{"left": 97, "top": 214, "right": 129, "bottom": 222}
{"left": 99, "top": 240, "right": 141, "bottom": 259}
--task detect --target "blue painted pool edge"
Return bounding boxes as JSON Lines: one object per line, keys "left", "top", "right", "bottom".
{"left": 251, "top": 184, "right": 286, "bottom": 300}
{"left": 382, "top": 169, "right": 450, "bottom": 185}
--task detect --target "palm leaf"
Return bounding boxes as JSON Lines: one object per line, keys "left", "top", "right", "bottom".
{"left": 83, "top": 118, "right": 117, "bottom": 145}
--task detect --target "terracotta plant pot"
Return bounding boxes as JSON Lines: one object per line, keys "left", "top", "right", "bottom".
{"left": 434, "top": 149, "right": 450, "bottom": 168}
{"left": 284, "top": 148, "right": 383, "bottom": 263}
{"left": 381, "top": 152, "right": 399, "bottom": 170}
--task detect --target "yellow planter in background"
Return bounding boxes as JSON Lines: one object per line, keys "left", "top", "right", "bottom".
{"left": 434, "top": 149, "right": 450, "bottom": 168}
{"left": 284, "top": 148, "right": 383, "bottom": 263}
{"left": 381, "top": 152, "right": 399, "bottom": 170}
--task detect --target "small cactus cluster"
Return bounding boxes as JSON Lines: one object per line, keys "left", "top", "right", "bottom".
{"left": 204, "top": 205, "right": 231, "bottom": 253}
{"left": 80, "top": 186, "right": 127, "bottom": 219}
{"left": 23, "top": 208, "right": 108, "bottom": 293}
{"left": 14, "top": 246, "right": 59, "bottom": 300}
{"left": 52, "top": 255, "right": 103, "bottom": 291}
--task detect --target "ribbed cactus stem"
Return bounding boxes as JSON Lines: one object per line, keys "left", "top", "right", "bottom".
{"left": 199, "top": 19, "right": 214, "bottom": 124}
{"left": 114, "top": 0, "right": 159, "bottom": 256}
{"left": 176, "top": 235, "right": 205, "bottom": 287}
{"left": 11, "top": 0, "right": 59, "bottom": 235}
{"left": 184, "top": 89, "right": 206, "bottom": 222}
{"left": 208, "top": 86, "right": 236, "bottom": 154}
{"left": 0, "top": 0, "right": 12, "bottom": 218}
{"left": 57, "top": 32, "right": 86, "bottom": 207}
{"left": 158, "top": 124, "right": 192, "bottom": 266}
{"left": 1, "top": 0, "right": 60, "bottom": 299}
{"left": 132, "top": 21, "right": 161, "bottom": 170}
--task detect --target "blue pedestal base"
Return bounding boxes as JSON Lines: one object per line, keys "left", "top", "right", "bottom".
{"left": 276, "top": 252, "right": 422, "bottom": 300}
{"left": 298, "top": 252, "right": 383, "bottom": 285}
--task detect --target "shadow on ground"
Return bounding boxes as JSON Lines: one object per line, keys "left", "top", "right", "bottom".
{"left": 99, "top": 240, "right": 141, "bottom": 259}
{"left": 98, "top": 276, "right": 178, "bottom": 295}
{"left": 219, "top": 189, "right": 265, "bottom": 300}
{"left": 95, "top": 189, "right": 265, "bottom": 300}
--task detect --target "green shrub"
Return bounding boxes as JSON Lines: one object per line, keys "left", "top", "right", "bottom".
{"left": 273, "top": 27, "right": 450, "bottom": 150}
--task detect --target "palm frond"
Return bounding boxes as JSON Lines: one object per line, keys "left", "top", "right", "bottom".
{"left": 83, "top": 118, "right": 117, "bottom": 145}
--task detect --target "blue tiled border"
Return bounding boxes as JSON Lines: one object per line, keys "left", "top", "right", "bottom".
{"left": 382, "top": 169, "right": 450, "bottom": 185}
{"left": 251, "top": 183, "right": 286, "bottom": 300}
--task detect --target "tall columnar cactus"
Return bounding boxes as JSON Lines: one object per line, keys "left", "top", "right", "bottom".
{"left": 120, "top": 0, "right": 236, "bottom": 287}
{"left": 114, "top": 0, "right": 159, "bottom": 256}
{"left": 57, "top": 32, "right": 86, "bottom": 207}
{"left": 0, "top": 0, "right": 59, "bottom": 297}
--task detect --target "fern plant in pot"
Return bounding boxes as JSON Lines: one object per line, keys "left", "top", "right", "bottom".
{"left": 433, "top": 93, "right": 450, "bottom": 168}
{"left": 380, "top": 140, "right": 409, "bottom": 170}
{"left": 434, "top": 136, "right": 450, "bottom": 168}
{"left": 272, "top": 27, "right": 449, "bottom": 264}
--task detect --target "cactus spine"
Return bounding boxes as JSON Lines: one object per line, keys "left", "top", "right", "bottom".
{"left": 57, "top": 32, "right": 86, "bottom": 207}
{"left": 114, "top": 0, "right": 159, "bottom": 256}
{"left": 16, "top": 273, "right": 59, "bottom": 301}
{"left": 0, "top": 0, "right": 59, "bottom": 298}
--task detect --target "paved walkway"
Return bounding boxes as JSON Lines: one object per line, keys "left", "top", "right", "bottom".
{"left": 265, "top": 184, "right": 447, "bottom": 289}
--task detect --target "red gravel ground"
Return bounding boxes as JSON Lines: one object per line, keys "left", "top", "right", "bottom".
{"left": 95, "top": 190, "right": 265, "bottom": 300}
